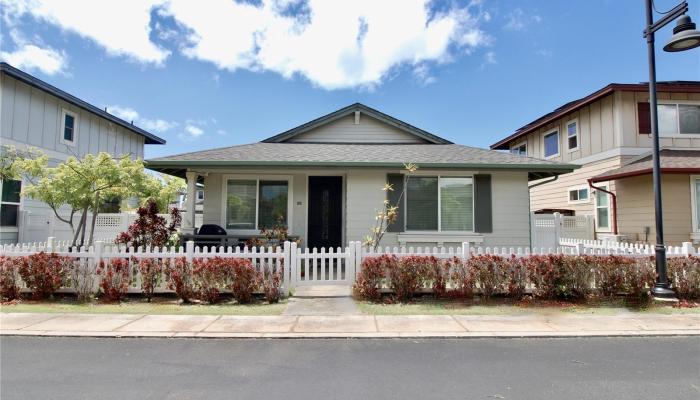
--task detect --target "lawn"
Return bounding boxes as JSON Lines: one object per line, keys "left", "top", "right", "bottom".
{"left": 0, "top": 297, "right": 287, "bottom": 316}
{"left": 356, "top": 297, "right": 700, "bottom": 316}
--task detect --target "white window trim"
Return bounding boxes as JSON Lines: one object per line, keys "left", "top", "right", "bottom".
{"left": 404, "top": 175, "right": 475, "bottom": 234}
{"left": 594, "top": 183, "right": 612, "bottom": 232}
{"left": 691, "top": 175, "right": 700, "bottom": 234}
{"left": 220, "top": 174, "right": 294, "bottom": 235}
{"left": 0, "top": 178, "right": 22, "bottom": 228}
{"left": 60, "top": 109, "right": 78, "bottom": 146}
{"left": 565, "top": 119, "right": 579, "bottom": 152}
{"left": 510, "top": 141, "right": 527, "bottom": 156}
{"left": 567, "top": 185, "right": 590, "bottom": 204}
{"left": 657, "top": 100, "right": 700, "bottom": 138}
{"left": 542, "top": 128, "right": 560, "bottom": 159}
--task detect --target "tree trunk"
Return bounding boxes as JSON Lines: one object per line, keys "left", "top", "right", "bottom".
{"left": 71, "top": 209, "right": 87, "bottom": 247}
{"left": 77, "top": 206, "right": 89, "bottom": 247}
{"left": 87, "top": 191, "right": 100, "bottom": 246}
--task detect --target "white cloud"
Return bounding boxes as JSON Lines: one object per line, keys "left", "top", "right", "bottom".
{"left": 185, "top": 125, "right": 203, "bottom": 137}
{"left": 3, "top": 0, "right": 490, "bottom": 89}
{"left": 480, "top": 51, "right": 496, "bottom": 70}
{"left": 503, "top": 8, "right": 541, "bottom": 31}
{"left": 0, "top": 43, "right": 67, "bottom": 75}
{"left": 107, "top": 105, "right": 176, "bottom": 133}
{"left": 2, "top": 0, "right": 170, "bottom": 65}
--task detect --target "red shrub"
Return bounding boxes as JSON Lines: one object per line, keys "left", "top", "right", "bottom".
{"left": 623, "top": 257, "right": 655, "bottom": 299}
{"left": 561, "top": 255, "right": 594, "bottom": 299}
{"left": 0, "top": 256, "right": 21, "bottom": 300}
{"left": 523, "top": 255, "right": 566, "bottom": 299}
{"left": 228, "top": 258, "right": 260, "bottom": 304}
{"left": 96, "top": 258, "right": 131, "bottom": 302}
{"left": 448, "top": 257, "right": 475, "bottom": 298}
{"left": 504, "top": 256, "right": 528, "bottom": 299}
{"left": 115, "top": 199, "right": 181, "bottom": 249}
{"left": 668, "top": 256, "right": 700, "bottom": 299}
{"left": 353, "top": 255, "right": 395, "bottom": 301}
{"left": 594, "top": 255, "right": 633, "bottom": 297}
{"left": 138, "top": 258, "right": 163, "bottom": 301}
{"left": 166, "top": 257, "right": 194, "bottom": 303}
{"left": 192, "top": 257, "right": 229, "bottom": 304}
{"left": 261, "top": 264, "right": 282, "bottom": 304}
{"left": 388, "top": 256, "right": 430, "bottom": 302}
{"left": 17, "top": 252, "right": 69, "bottom": 299}
{"left": 468, "top": 255, "right": 506, "bottom": 299}
{"left": 422, "top": 256, "right": 447, "bottom": 298}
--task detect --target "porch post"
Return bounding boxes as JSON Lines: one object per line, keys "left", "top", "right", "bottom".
{"left": 183, "top": 171, "right": 198, "bottom": 235}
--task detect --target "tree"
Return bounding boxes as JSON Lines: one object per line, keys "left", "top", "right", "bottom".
{"left": 140, "top": 174, "right": 185, "bottom": 213}
{"left": 363, "top": 163, "right": 417, "bottom": 250}
{"left": 17, "top": 151, "right": 153, "bottom": 247}
{"left": 115, "top": 199, "right": 181, "bottom": 249}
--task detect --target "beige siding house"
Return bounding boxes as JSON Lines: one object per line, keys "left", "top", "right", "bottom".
{"left": 0, "top": 62, "right": 166, "bottom": 244}
{"left": 148, "top": 104, "right": 575, "bottom": 249}
{"left": 491, "top": 82, "right": 700, "bottom": 245}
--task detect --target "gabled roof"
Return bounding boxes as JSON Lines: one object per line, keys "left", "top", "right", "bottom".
{"left": 262, "top": 103, "right": 452, "bottom": 144}
{"left": 0, "top": 62, "right": 166, "bottom": 145}
{"left": 590, "top": 149, "right": 700, "bottom": 183}
{"left": 146, "top": 142, "right": 577, "bottom": 180}
{"left": 490, "top": 81, "right": 700, "bottom": 150}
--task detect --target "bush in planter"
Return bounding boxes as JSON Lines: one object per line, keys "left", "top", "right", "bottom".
{"left": 388, "top": 256, "right": 430, "bottom": 302}
{"left": 469, "top": 255, "right": 506, "bottom": 300}
{"left": 17, "top": 252, "right": 69, "bottom": 299}
{"left": 667, "top": 256, "right": 700, "bottom": 299}
{"left": 0, "top": 256, "right": 21, "bottom": 300}
{"left": 227, "top": 258, "right": 260, "bottom": 304}
{"left": 166, "top": 257, "right": 194, "bottom": 303}
{"left": 138, "top": 258, "right": 164, "bottom": 301}
{"left": 353, "top": 255, "right": 395, "bottom": 301}
{"left": 96, "top": 258, "right": 131, "bottom": 302}
{"left": 192, "top": 257, "right": 229, "bottom": 304}
{"left": 448, "top": 257, "right": 475, "bottom": 298}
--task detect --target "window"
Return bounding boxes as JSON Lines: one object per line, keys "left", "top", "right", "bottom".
{"left": 61, "top": 110, "right": 77, "bottom": 144}
{"left": 406, "top": 176, "right": 473, "bottom": 232}
{"left": 0, "top": 179, "right": 21, "bottom": 227}
{"left": 658, "top": 103, "right": 700, "bottom": 136}
{"left": 543, "top": 130, "right": 559, "bottom": 158}
{"left": 225, "top": 178, "right": 289, "bottom": 230}
{"left": 566, "top": 120, "right": 578, "bottom": 151}
{"left": 568, "top": 187, "right": 589, "bottom": 203}
{"left": 196, "top": 190, "right": 204, "bottom": 200}
{"left": 510, "top": 142, "right": 527, "bottom": 156}
{"left": 595, "top": 185, "right": 611, "bottom": 231}
{"left": 693, "top": 177, "right": 700, "bottom": 232}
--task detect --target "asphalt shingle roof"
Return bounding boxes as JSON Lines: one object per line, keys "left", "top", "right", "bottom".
{"left": 590, "top": 149, "right": 700, "bottom": 182}
{"left": 148, "top": 142, "right": 574, "bottom": 173}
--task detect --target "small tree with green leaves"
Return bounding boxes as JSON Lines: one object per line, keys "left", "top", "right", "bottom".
{"left": 363, "top": 163, "right": 417, "bottom": 250}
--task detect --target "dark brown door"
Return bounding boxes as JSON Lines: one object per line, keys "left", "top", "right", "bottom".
{"left": 307, "top": 176, "right": 343, "bottom": 249}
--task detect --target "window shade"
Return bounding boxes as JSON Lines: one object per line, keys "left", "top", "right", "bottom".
{"left": 440, "top": 177, "right": 473, "bottom": 231}
{"left": 226, "top": 180, "right": 256, "bottom": 229}
{"left": 406, "top": 177, "right": 438, "bottom": 230}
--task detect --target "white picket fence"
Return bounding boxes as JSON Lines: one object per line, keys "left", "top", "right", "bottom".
{"left": 531, "top": 212, "right": 594, "bottom": 249}
{"left": 3, "top": 237, "right": 698, "bottom": 298}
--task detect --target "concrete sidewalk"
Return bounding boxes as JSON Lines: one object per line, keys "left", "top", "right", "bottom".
{"left": 1, "top": 312, "right": 698, "bottom": 338}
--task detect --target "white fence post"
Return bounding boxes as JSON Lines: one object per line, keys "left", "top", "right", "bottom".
{"left": 681, "top": 242, "right": 694, "bottom": 257}
{"left": 282, "top": 241, "right": 291, "bottom": 296}
{"left": 354, "top": 241, "right": 363, "bottom": 279}
{"left": 289, "top": 241, "right": 298, "bottom": 289}
{"left": 347, "top": 241, "right": 356, "bottom": 283}
{"left": 553, "top": 212, "right": 562, "bottom": 245}
{"left": 47, "top": 236, "right": 55, "bottom": 253}
{"left": 185, "top": 240, "right": 195, "bottom": 263}
{"left": 462, "top": 242, "right": 471, "bottom": 261}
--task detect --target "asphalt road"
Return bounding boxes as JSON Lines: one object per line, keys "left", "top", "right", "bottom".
{"left": 1, "top": 336, "right": 699, "bottom": 400}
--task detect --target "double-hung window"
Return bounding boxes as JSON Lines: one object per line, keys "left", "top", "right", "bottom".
{"left": 543, "top": 130, "right": 559, "bottom": 158}
{"left": 595, "top": 185, "right": 611, "bottom": 231}
{"left": 566, "top": 120, "right": 579, "bottom": 151}
{"left": 0, "top": 179, "right": 21, "bottom": 227}
{"left": 406, "top": 176, "right": 473, "bottom": 232}
{"left": 658, "top": 102, "right": 700, "bottom": 136}
{"left": 61, "top": 109, "right": 77, "bottom": 144}
{"left": 225, "top": 178, "right": 289, "bottom": 230}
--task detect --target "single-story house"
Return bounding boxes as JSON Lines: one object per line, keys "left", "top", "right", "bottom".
{"left": 147, "top": 104, "right": 576, "bottom": 249}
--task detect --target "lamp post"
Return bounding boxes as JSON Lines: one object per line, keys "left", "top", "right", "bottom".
{"left": 643, "top": 0, "right": 700, "bottom": 298}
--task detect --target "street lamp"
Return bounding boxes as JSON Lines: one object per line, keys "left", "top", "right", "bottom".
{"left": 643, "top": 0, "right": 699, "bottom": 299}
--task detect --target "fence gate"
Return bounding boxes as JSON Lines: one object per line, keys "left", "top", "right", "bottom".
{"left": 531, "top": 212, "right": 594, "bottom": 249}
{"left": 290, "top": 242, "right": 358, "bottom": 287}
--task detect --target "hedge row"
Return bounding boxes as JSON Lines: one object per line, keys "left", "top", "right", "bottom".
{"left": 353, "top": 254, "right": 700, "bottom": 302}
{"left": 0, "top": 253, "right": 282, "bottom": 304}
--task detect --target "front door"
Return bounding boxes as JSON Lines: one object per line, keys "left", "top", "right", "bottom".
{"left": 307, "top": 176, "right": 343, "bottom": 249}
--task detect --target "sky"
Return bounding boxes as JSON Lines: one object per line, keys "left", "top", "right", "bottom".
{"left": 1, "top": 0, "right": 699, "bottom": 159}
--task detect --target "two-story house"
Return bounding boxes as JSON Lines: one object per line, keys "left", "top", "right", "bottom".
{"left": 0, "top": 62, "right": 166, "bottom": 244}
{"left": 491, "top": 81, "right": 700, "bottom": 245}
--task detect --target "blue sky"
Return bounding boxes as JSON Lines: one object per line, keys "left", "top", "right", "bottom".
{"left": 1, "top": 0, "right": 699, "bottom": 159}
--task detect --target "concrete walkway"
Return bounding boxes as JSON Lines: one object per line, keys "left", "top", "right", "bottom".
{"left": 1, "top": 312, "right": 698, "bottom": 338}
{"left": 284, "top": 285, "right": 359, "bottom": 315}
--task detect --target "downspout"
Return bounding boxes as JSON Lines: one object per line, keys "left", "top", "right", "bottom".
{"left": 588, "top": 179, "right": 618, "bottom": 235}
